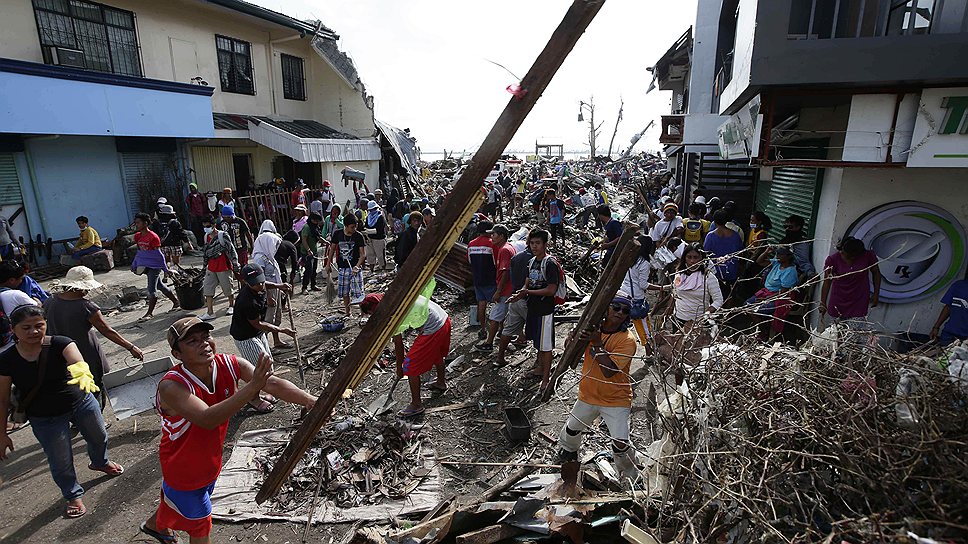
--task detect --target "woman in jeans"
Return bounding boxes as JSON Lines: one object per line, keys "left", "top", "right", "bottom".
{"left": 131, "top": 212, "right": 180, "bottom": 320}
{"left": 0, "top": 305, "right": 124, "bottom": 518}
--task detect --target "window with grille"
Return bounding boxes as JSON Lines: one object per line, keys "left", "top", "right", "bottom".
{"left": 216, "top": 35, "right": 254, "bottom": 95}
{"left": 31, "top": 0, "right": 142, "bottom": 77}
{"left": 281, "top": 54, "right": 306, "bottom": 101}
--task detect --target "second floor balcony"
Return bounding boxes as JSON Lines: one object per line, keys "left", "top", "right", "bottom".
{"left": 660, "top": 115, "right": 685, "bottom": 145}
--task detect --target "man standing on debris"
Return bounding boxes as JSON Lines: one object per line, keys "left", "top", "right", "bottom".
{"left": 140, "top": 316, "right": 315, "bottom": 544}
{"left": 494, "top": 243, "right": 533, "bottom": 367}
{"left": 364, "top": 200, "right": 389, "bottom": 272}
{"left": 199, "top": 216, "right": 238, "bottom": 321}
{"left": 557, "top": 296, "right": 638, "bottom": 480}
{"left": 219, "top": 205, "right": 253, "bottom": 266}
{"left": 327, "top": 214, "right": 366, "bottom": 316}
{"left": 597, "top": 205, "right": 623, "bottom": 266}
{"left": 508, "top": 229, "right": 560, "bottom": 391}
{"left": 468, "top": 221, "right": 497, "bottom": 340}
{"left": 545, "top": 189, "right": 567, "bottom": 243}
{"left": 476, "top": 225, "right": 515, "bottom": 353}
{"left": 360, "top": 292, "right": 451, "bottom": 419}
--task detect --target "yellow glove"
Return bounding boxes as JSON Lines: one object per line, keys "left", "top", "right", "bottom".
{"left": 66, "top": 361, "right": 100, "bottom": 394}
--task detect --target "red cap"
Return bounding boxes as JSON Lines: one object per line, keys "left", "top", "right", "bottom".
{"left": 360, "top": 293, "right": 384, "bottom": 315}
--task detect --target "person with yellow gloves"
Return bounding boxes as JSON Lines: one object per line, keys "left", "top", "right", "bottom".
{"left": 0, "top": 305, "right": 123, "bottom": 519}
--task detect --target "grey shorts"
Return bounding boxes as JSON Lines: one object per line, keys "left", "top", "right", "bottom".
{"left": 203, "top": 269, "right": 233, "bottom": 297}
{"left": 489, "top": 296, "right": 510, "bottom": 322}
{"left": 500, "top": 298, "right": 528, "bottom": 338}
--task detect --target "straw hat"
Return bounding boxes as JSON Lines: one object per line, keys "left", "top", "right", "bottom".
{"left": 56, "top": 266, "right": 103, "bottom": 291}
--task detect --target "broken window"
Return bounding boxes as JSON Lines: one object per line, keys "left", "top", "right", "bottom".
{"left": 32, "top": 0, "right": 142, "bottom": 77}
{"left": 216, "top": 35, "right": 254, "bottom": 95}
{"left": 788, "top": 0, "right": 882, "bottom": 39}
{"left": 281, "top": 54, "right": 306, "bottom": 101}
{"left": 887, "top": 0, "right": 936, "bottom": 35}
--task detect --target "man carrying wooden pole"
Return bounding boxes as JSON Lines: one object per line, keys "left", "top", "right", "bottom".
{"left": 256, "top": 0, "right": 608, "bottom": 503}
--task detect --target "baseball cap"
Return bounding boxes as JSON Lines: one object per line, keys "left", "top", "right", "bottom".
{"left": 477, "top": 220, "right": 494, "bottom": 235}
{"left": 167, "top": 316, "right": 214, "bottom": 349}
{"left": 221, "top": 205, "right": 235, "bottom": 217}
{"left": 487, "top": 224, "right": 510, "bottom": 237}
{"left": 694, "top": 195, "right": 707, "bottom": 205}
{"left": 159, "top": 204, "right": 175, "bottom": 214}
{"left": 240, "top": 263, "right": 266, "bottom": 286}
{"left": 322, "top": 180, "right": 332, "bottom": 187}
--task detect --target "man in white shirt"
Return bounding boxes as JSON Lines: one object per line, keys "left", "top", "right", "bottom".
{"left": 649, "top": 202, "right": 684, "bottom": 246}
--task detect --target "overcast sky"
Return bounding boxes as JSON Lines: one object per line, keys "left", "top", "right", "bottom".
{"left": 249, "top": 0, "right": 697, "bottom": 156}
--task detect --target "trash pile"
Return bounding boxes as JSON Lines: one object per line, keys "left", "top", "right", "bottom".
{"left": 633, "top": 324, "right": 968, "bottom": 543}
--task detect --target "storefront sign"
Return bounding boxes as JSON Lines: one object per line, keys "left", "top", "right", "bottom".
{"left": 846, "top": 201, "right": 966, "bottom": 303}
{"left": 907, "top": 87, "right": 968, "bottom": 167}
{"left": 717, "top": 95, "right": 762, "bottom": 160}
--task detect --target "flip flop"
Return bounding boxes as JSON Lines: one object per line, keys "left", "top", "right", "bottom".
{"left": 426, "top": 383, "right": 447, "bottom": 393}
{"left": 397, "top": 406, "right": 425, "bottom": 419}
{"left": 140, "top": 522, "right": 179, "bottom": 543}
{"left": 65, "top": 500, "right": 86, "bottom": 519}
{"left": 248, "top": 399, "right": 274, "bottom": 413}
{"left": 89, "top": 461, "right": 124, "bottom": 476}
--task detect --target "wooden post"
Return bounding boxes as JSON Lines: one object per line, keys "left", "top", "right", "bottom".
{"left": 543, "top": 225, "right": 639, "bottom": 401}
{"left": 255, "top": 0, "right": 607, "bottom": 504}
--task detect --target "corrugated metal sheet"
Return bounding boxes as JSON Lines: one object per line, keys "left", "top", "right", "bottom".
{"left": 191, "top": 147, "right": 235, "bottom": 193}
{"left": 0, "top": 153, "right": 23, "bottom": 206}
{"left": 248, "top": 119, "right": 380, "bottom": 163}
{"left": 121, "top": 153, "right": 174, "bottom": 220}
{"left": 435, "top": 242, "right": 472, "bottom": 290}
{"left": 755, "top": 166, "right": 823, "bottom": 241}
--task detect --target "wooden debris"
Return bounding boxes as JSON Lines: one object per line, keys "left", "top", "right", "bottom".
{"left": 455, "top": 524, "right": 524, "bottom": 544}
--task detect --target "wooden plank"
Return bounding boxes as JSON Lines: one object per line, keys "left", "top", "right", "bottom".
{"left": 543, "top": 226, "right": 639, "bottom": 400}
{"left": 255, "top": 0, "right": 608, "bottom": 503}
{"left": 455, "top": 524, "right": 525, "bottom": 544}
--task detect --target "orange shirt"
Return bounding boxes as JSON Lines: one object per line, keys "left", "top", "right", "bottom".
{"left": 577, "top": 330, "right": 637, "bottom": 408}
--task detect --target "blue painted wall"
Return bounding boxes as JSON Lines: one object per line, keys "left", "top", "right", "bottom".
{"left": 0, "top": 71, "right": 214, "bottom": 138}
{"left": 26, "top": 136, "right": 131, "bottom": 241}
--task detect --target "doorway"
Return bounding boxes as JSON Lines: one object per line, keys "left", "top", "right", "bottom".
{"left": 233, "top": 154, "right": 252, "bottom": 194}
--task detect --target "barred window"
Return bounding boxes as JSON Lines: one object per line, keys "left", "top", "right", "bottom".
{"left": 32, "top": 0, "right": 142, "bottom": 77}
{"left": 216, "top": 35, "right": 254, "bottom": 95}
{"left": 281, "top": 54, "right": 306, "bottom": 101}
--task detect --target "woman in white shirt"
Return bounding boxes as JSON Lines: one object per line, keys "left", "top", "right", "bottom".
{"left": 619, "top": 236, "right": 657, "bottom": 344}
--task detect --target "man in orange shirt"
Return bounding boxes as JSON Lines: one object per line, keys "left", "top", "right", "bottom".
{"left": 557, "top": 296, "right": 638, "bottom": 480}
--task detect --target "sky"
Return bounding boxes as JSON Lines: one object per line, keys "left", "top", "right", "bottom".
{"left": 249, "top": 0, "right": 697, "bottom": 156}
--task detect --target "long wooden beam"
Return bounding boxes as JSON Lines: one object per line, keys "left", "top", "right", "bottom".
{"left": 256, "top": 0, "right": 607, "bottom": 503}
{"left": 543, "top": 225, "right": 639, "bottom": 400}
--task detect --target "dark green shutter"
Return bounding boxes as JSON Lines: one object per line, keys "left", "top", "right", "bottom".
{"left": 0, "top": 154, "right": 23, "bottom": 206}
{"left": 755, "top": 166, "right": 823, "bottom": 241}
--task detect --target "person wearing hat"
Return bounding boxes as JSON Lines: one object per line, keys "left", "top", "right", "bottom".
{"left": 326, "top": 214, "right": 366, "bottom": 316}
{"left": 557, "top": 296, "right": 638, "bottom": 481}
{"left": 131, "top": 213, "right": 180, "bottom": 320}
{"left": 290, "top": 179, "right": 308, "bottom": 208}
{"left": 475, "top": 224, "right": 516, "bottom": 352}
{"left": 186, "top": 182, "right": 209, "bottom": 243}
{"left": 140, "top": 316, "right": 314, "bottom": 543}
{"left": 230, "top": 263, "right": 294, "bottom": 413}
{"left": 70, "top": 216, "right": 102, "bottom": 261}
{"left": 291, "top": 204, "right": 309, "bottom": 234}
{"left": 217, "top": 188, "right": 235, "bottom": 216}
{"left": 364, "top": 199, "right": 389, "bottom": 272}
{"left": 219, "top": 205, "right": 253, "bottom": 266}
{"left": 749, "top": 245, "right": 800, "bottom": 340}
{"left": 160, "top": 211, "right": 193, "bottom": 267}
{"left": 649, "top": 202, "right": 684, "bottom": 247}
{"left": 155, "top": 196, "right": 169, "bottom": 218}
{"left": 373, "top": 188, "right": 385, "bottom": 208}
{"left": 319, "top": 180, "right": 334, "bottom": 213}
{"left": 45, "top": 266, "right": 144, "bottom": 409}
{"left": 359, "top": 292, "right": 451, "bottom": 418}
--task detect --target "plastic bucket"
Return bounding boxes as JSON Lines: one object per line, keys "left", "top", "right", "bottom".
{"left": 176, "top": 281, "right": 205, "bottom": 310}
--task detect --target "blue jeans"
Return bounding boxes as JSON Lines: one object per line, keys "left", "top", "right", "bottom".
{"left": 71, "top": 246, "right": 101, "bottom": 260}
{"left": 145, "top": 267, "right": 174, "bottom": 299}
{"left": 29, "top": 393, "right": 110, "bottom": 500}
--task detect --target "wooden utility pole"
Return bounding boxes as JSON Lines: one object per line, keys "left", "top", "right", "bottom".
{"left": 543, "top": 225, "right": 639, "bottom": 400}
{"left": 256, "top": 0, "right": 607, "bottom": 504}
{"left": 606, "top": 98, "right": 624, "bottom": 158}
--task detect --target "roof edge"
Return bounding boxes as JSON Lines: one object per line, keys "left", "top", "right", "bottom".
{"left": 202, "top": 0, "right": 338, "bottom": 40}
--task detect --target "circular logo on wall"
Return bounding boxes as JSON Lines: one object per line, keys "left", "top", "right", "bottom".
{"left": 845, "top": 201, "right": 967, "bottom": 303}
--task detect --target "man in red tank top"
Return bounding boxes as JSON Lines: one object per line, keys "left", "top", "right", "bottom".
{"left": 139, "top": 317, "right": 316, "bottom": 544}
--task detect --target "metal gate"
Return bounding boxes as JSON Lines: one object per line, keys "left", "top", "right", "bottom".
{"left": 755, "top": 166, "right": 823, "bottom": 240}
{"left": 0, "top": 153, "right": 23, "bottom": 206}
{"left": 121, "top": 153, "right": 175, "bottom": 220}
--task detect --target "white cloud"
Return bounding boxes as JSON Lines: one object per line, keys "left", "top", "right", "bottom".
{"left": 249, "top": 0, "right": 697, "bottom": 155}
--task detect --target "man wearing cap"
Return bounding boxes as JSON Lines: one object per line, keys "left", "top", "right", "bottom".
{"left": 219, "top": 205, "right": 253, "bottom": 266}
{"left": 140, "top": 316, "right": 315, "bottom": 544}
{"left": 649, "top": 202, "right": 684, "bottom": 247}
{"left": 557, "top": 296, "right": 639, "bottom": 481}
{"left": 364, "top": 200, "right": 389, "bottom": 272}
{"left": 327, "top": 214, "right": 366, "bottom": 316}
{"left": 292, "top": 204, "right": 309, "bottom": 234}
{"left": 186, "top": 183, "right": 209, "bottom": 243}
{"left": 319, "top": 180, "right": 334, "bottom": 213}
{"left": 467, "top": 221, "right": 497, "bottom": 340}
{"left": 290, "top": 179, "right": 308, "bottom": 209}
{"left": 476, "top": 225, "right": 515, "bottom": 352}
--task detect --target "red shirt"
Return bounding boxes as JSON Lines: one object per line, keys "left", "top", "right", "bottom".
{"left": 135, "top": 230, "right": 161, "bottom": 251}
{"left": 495, "top": 242, "right": 516, "bottom": 297}
{"left": 205, "top": 232, "right": 231, "bottom": 273}
{"left": 156, "top": 354, "right": 240, "bottom": 490}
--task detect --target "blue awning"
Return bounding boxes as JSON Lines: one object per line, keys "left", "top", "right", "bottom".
{"left": 0, "top": 58, "right": 214, "bottom": 138}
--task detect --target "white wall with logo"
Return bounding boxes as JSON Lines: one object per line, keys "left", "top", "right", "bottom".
{"left": 811, "top": 167, "right": 968, "bottom": 333}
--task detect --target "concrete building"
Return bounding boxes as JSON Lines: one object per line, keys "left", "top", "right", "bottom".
{"left": 0, "top": 0, "right": 383, "bottom": 253}
{"left": 683, "top": 0, "right": 968, "bottom": 334}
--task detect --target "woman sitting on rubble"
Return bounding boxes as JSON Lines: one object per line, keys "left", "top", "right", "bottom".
{"left": 0, "top": 305, "right": 124, "bottom": 519}
{"left": 654, "top": 244, "right": 724, "bottom": 375}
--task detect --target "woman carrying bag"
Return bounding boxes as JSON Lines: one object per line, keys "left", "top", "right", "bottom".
{"left": 0, "top": 305, "right": 123, "bottom": 518}
{"left": 619, "top": 236, "right": 659, "bottom": 345}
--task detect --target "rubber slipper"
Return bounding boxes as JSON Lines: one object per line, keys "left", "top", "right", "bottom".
{"left": 89, "top": 461, "right": 124, "bottom": 476}
{"left": 248, "top": 399, "right": 274, "bottom": 413}
{"left": 260, "top": 394, "right": 279, "bottom": 404}
{"left": 140, "top": 522, "right": 179, "bottom": 543}
{"left": 426, "top": 383, "right": 447, "bottom": 392}
{"left": 65, "top": 500, "right": 86, "bottom": 519}
{"left": 397, "top": 406, "right": 425, "bottom": 418}
{"left": 272, "top": 342, "right": 293, "bottom": 350}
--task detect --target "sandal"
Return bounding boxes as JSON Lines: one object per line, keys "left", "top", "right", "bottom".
{"left": 65, "top": 499, "right": 86, "bottom": 518}
{"left": 89, "top": 461, "right": 124, "bottom": 476}
{"left": 140, "top": 522, "right": 179, "bottom": 543}
{"left": 248, "top": 399, "right": 274, "bottom": 413}
{"left": 397, "top": 406, "right": 425, "bottom": 419}
{"left": 427, "top": 383, "right": 447, "bottom": 393}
